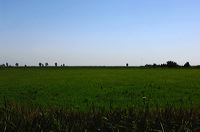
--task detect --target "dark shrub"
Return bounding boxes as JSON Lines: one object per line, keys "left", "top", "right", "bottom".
{"left": 39, "top": 62, "right": 42, "bottom": 67}
{"left": 184, "top": 62, "right": 191, "bottom": 67}
{"left": 45, "top": 63, "right": 48, "bottom": 67}
{"left": 166, "top": 61, "right": 179, "bottom": 67}
{"left": 15, "top": 63, "right": 19, "bottom": 67}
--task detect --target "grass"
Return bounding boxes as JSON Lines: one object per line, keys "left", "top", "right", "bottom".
{"left": 1, "top": 101, "right": 200, "bottom": 131}
{"left": 1, "top": 67, "right": 200, "bottom": 131}
{"left": 1, "top": 67, "right": 200, "bottom": 110}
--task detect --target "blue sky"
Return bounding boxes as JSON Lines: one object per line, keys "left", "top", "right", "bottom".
{"left": 0, "top": 0, "right": 200, "bottom": 66}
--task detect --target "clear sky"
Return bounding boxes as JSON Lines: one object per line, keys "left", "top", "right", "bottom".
{"left": 0, "top": 0, "right": 200, "bottom": 66}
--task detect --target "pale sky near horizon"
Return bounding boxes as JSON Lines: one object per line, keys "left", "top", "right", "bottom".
{"left": 0, "top": 0, "right": 200, "bottom": 66}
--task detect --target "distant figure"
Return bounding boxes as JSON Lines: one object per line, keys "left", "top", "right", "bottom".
{"left": 55, "top": 62, "right": 58, "bottom": 67}
{"left": 126, "top": 63, "right": 128, "bottom": 67}
{"left": 6, "top": 62, "right": 8, "bottom": 67}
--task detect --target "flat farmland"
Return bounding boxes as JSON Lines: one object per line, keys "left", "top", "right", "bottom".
{"left": 0, "top": 67, "right": 200, "bottom": 110}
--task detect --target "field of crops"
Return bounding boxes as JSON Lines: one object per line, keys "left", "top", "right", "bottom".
{"left": 1, "top": 67, "right": 200, "bottom": 110}
{"left": 1, "top": 67, "right": 200, "bottom": 131}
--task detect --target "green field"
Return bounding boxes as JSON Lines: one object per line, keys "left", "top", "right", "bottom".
{"left": 0, "top": 67, "right": 200, "bottom": 110}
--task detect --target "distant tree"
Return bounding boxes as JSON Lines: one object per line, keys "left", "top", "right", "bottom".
{"left": 126, "top": 63, "right": 128, "bottom": 67}
{"left": 153, "top": 63, "right": 157, "bottom": 67}
{"left": 6, "top": 62, "right": 8, "bottom": 67}
{"left": 145, "top": 64, "right": 152, "bottom": 67}
{"left": 63, "top": 64, "right": 65, "bottom": 67}
{"left": 55, "top": 62, "right": 57, "bottom": 67}
{"left": 45, "top": 63, "right": 48, "bottom": 67}
{"left": 1, "top": 64, "right": 5, "bottom": 67}
{"left": 184, "top": 62, "right": 191, "bottom": 67}
{"left": 166, "top": 61, "right": 179, "bottom": 67}
{"left": 24, "top": 65, "right": 27, "bottom": 67}
{"left": 161, "top": 64, "right": 167, "bottom": 67}
{"left": 39, "top": 62, "right": 42, "bottom": 67}
{"left": 15, "top": 63, "right": 19, "bottom": 67}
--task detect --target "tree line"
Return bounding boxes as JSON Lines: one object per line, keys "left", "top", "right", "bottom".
{"left": 0, "top": 62, "right": 66, "bottom": 67}
{"left": 145, "top": 61, "right": 191, "bottom": 68}
{"left": 0, "top": 61, "right": 197, "bottom": 68}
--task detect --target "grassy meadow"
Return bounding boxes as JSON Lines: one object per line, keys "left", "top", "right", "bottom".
{"left": 0, "top": 67, "right": 200, "bottom": 110}
{"left": 1, "top": 67, "right": 200, "bottom": 131}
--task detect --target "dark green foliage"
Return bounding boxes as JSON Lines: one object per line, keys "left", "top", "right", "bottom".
{"left": 15, "top": 63, "right": 19, "bottom": 67}
{"left": 184, "top": 62, "right": 191, "bottom": 67}
{"left": 153, "top": 63, "right": 157, "bottom": 67}
{"left": 39, "top": 62, "right": 42, "bottom": 67}
{"left": 0, "top": 64, "right": 5, "bottom": 67}
{"left": 146, "top": 61, "right": 181, "bottom": 67}
{"left": 166, "top": 61, "right": 179, "bottom": 67}
{"left": 1, "top": 101, "right": 200, "bottom": 131}
{"left": 45, "top": 63, "right": 48, "bottom": 67}
{"left": 55, "top": 62, "right": 57, "bottom": 67}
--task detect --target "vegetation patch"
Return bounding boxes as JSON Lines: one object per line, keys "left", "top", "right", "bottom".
{"left": 1, "top": 101, "right": 200, "bottom": 131}
{"left": 0, "top": 67, "right": 200, "bottom": 109}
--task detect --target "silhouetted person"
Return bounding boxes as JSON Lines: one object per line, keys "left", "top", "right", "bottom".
{"left": 55, "top": 62, "right": 57, "bottom": 67}
{"left": 126, "top": 63, "right": 128, "bottom": 67}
